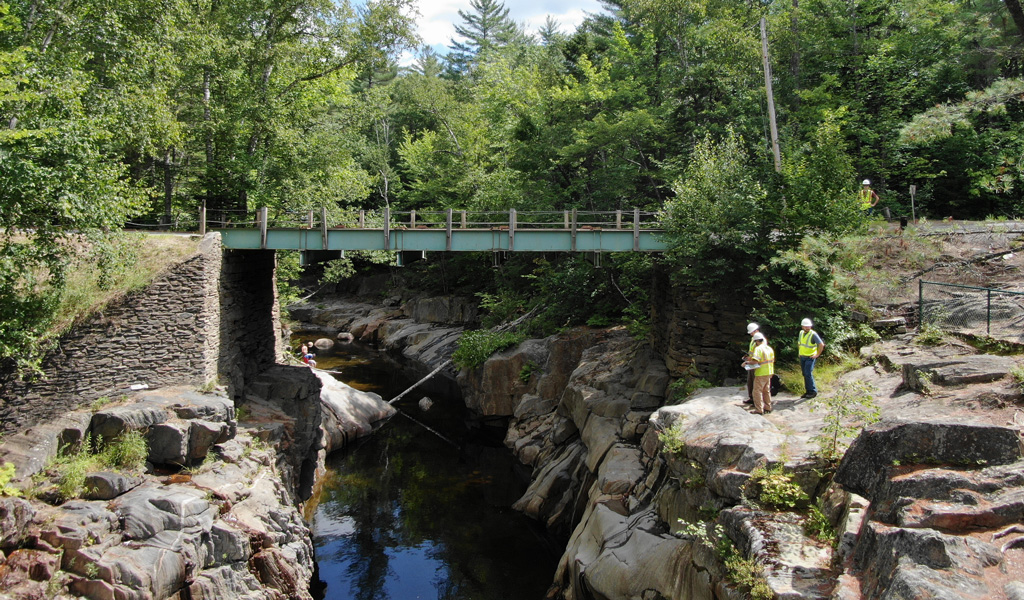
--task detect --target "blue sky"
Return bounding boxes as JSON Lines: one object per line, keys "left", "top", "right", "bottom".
{"left": 403, "top": 0, "right": 606, "bottom": 63}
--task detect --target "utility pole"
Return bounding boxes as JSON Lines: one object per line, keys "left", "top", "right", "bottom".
{"left": 760, "top": 18, "right": 781, "bottom": 172}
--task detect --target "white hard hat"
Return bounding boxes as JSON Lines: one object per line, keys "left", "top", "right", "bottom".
{"left": 746, "top": 323, "right": 759, "bottom": 334}
{"left": 801, "top": 318, "right": 813, "bottom": 327}
{"left": 862, "top": 179, "right": 871, "bottom": 186}
{"left": 752, "top": 332, "right": 765, "bottom": 341}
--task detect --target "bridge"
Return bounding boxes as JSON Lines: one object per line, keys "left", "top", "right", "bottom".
{"left": 209, "top": 208, "right": 668, "bottom": 255}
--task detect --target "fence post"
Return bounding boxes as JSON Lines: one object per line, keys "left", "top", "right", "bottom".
{"left": 571, "top": 209, "right": 578, "bottom": 252}
{"left": 987, "top": 289, "right": 992, "bottom": 336}
{"left": 918, "top": 280, "right": 924, "bottom": 329}
{"left": 199, "top": 205, "right": 206, "bottom": 236}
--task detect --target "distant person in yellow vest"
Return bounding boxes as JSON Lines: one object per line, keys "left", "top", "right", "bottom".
{"left": 859, "top": 179, "right": 880, "bottom": 216}
{"left": 744, "top": 333, "right": 775, "bottom": 414}
{"left": 798, "top": 318, "right": 825, "bottom": 399}
{"left": 743, "top": 322, "right": 761, "bottom": 405}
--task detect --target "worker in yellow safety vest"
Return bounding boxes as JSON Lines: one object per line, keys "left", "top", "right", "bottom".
{"left": 859, "top": 179, "right": 880, "bottom": 215}
{"left": 744, "top": 333, "right": 775, "bottom": 414}
{"left": 798, "top": 318, "right": 825, "bottom": 399}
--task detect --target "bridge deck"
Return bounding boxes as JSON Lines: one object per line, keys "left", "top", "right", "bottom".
{"left": 214, "top": 208, "right": 668, "bottom": 253}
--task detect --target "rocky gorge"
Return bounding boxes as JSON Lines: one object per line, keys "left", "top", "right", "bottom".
{"left": 287, "top": 288, "right": 1024, "bottom": 600}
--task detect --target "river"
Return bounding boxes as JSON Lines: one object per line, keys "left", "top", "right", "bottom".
{"left": 297, "top": 336, "right": 562, "bottom": 600}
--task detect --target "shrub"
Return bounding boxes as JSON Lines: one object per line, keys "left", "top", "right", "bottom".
{"left": 452, "top": 329, "right": 525, "bottom": 369}
{"left": 916, "top": 322, "right": 945, "bottom": 346}
{"left": 658, "top": 418, "right": 688, "bottom": 456}
{"left": 0, "top": 462, "right": 21, "bottom": 497}
{"left": 804, "top": 504, "right": 836, "bottom": 545}
{"left": 809, "top": 380, "right": 880, "bottom": 462}
{"left": 747, "top": 463, "right": 808, "bottom": 509}
{"left": 668, "top": 377, "right": 713, "bottom": 402}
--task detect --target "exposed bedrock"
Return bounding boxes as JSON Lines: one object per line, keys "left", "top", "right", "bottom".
{"left": 289, "top": 294, "right": 1024, "bottom": 600}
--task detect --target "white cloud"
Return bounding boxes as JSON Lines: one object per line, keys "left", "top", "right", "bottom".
{"left": 401, "top": 0, "right": 605, "bottom": 65}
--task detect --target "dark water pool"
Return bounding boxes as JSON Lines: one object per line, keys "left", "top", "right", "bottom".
{"left": 296, "top": 335, "right": 561, "bottom": 600}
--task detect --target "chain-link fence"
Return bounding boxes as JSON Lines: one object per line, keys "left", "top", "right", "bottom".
{"left": 919, "top": 280, "right": 1024, "bottom": 342}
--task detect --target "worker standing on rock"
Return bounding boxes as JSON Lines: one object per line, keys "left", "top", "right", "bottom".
{"left": 743, "top": 323, "right": 762, "bottom": 405}
{"left": 798, "top": 318, "right": 825, "bottom": 399}
{"left": 745, "top": 333, "right": 775, "bottom": 414}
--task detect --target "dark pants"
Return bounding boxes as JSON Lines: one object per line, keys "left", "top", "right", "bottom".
{"left": 747, "top": 369, "right": 755, "bottom": 400}
{"left": 801, "top": 356, "right": 818, "bottom": 395}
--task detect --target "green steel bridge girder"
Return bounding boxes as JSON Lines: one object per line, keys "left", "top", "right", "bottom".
{"left": 217, "top": 227, "right": 669, "bottom": 253}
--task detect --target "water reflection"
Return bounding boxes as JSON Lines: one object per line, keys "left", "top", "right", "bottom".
{"left": 300, "top": 334, "right": 560, "bottom": 600}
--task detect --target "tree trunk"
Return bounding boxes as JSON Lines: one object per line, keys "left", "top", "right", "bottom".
{"left": 163, "top": 148, "right": 175, "bottom": 229}
{"left": 1005, "top": 0, "right": 1024, "bottom": 39}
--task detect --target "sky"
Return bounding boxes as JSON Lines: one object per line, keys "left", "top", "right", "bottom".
{"left": 402, "top": 0, "right": 606, "bottom": 64}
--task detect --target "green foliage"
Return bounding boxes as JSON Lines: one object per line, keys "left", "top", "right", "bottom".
{"left": 452, "top": 329, "right": 525, "bottom": 369}
{"left": 661, "top": 128, "right": 772, "bottom": 288}
{"left": 276, "top": 252, "right": 304, "bottom": 309}
{"left": 678, "top": 519, "right": 772, "bottom": 596}
{"left": 518, "top": 361, "right": 538, "bottom": 383}
{"left": 51, "top": 432, "right": 149, "bottom": 501}
{"left": 668, "top": 378, "right": 713, "bottom": 402}
{"left": 658, "top": 418, "right": 687, "bottom": 456}
{"left": 0, "top": 462, "right": 21, "bottom": 497}
{"left": 804, "top": 505, "right": 837, "bottom": 545}
{"left": 747, "top": 463, "right": 809, "bottom": 509}
{"left": 1011, "top": 365, "right": 1024, "bottom": 394}
{"left": 916, "top": 323, "right": 946, "bottom": 346}
{"left": 809, "top": 381, "right": 881, "bottom": 462}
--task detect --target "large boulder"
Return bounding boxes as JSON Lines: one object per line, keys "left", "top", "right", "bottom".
{"left": 314, "top": 370, "right": 395, "bottom": 453}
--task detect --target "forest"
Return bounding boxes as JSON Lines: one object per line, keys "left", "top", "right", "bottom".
{"left": 1, "top": 0, "right": 1023, "bottom": 369}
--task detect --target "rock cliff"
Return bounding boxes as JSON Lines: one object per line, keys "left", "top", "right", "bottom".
{"left": 293, "top": 293, "right": 1024, "bottom": 600}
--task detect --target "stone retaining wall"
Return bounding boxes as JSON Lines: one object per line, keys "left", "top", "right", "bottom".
{"left": 650, "top": 266, "right": 755, "bottom": 380}
{"left": 0, "top": 234, "right": 282, "bottom": 432}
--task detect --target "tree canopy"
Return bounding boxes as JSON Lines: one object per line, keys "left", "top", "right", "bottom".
{"left": 2, "top": 0, "right": 1024, "bottom": 364}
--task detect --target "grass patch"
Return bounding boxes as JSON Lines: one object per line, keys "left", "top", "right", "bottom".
{"left": 54, "top": 233, "right": 199, "bottom": 337}
{"left": 776, "top": 352, "right": 864, "bottom": 396}
{"left": 49, "top": 431, "right": 149, "bottom": 501}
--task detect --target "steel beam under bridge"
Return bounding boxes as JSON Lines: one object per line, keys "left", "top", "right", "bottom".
{"left": 214, "top": 208, "right": 668, "bottom": 253}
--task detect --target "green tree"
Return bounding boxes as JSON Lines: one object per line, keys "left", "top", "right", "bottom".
{"left": 446, "top": 0, "right": 526, "bottom": 76}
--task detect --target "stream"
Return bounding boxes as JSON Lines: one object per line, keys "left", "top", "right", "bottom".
{"left": 298, "top": 336, "right": 562, "bottom": 600}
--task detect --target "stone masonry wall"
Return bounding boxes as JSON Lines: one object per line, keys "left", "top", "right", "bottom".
{"left": 0, "top": 234, "right": 282, "bottom": 432}
{"left": 650, "top": 266, "right": 755, "bottom": 381}
{"left": 217, "top": 248, "right": 282, "bottom": 401}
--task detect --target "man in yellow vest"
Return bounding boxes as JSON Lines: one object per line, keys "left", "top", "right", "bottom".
{"left": 799, "top": 318, "right": 825, "bottom": 399}
{"left": 745, "top": 333, "right": 774, "bottom": 414}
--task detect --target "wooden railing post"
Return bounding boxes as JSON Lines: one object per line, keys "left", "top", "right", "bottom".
{"left": 633, "top": 208, "right": 640, "bottom": 251}
{"left": 321, "top": 207, "right": 328, "bottom": 250}
{"left": 307, "top": 210, "right": 314, "bottom": 229}
{"left": 199, "top": 205, "right": 206, "bottom": 236}
{"left": 383, "top": 207, "right": 391, "bottom": 250}
{"left": 358, "top": 210, "right": 365, "bottom": 229}
{"left": 571, "top": 208, "right": 577, "bottom": 252}
{"left": 260, "top": 207, "right": 268, "bottom": 249}
{"left": 509, "top": 209, "right": 516, "bottom": 251}
{"left": 446, "top": 208, "right": 453, "bottom": 251}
